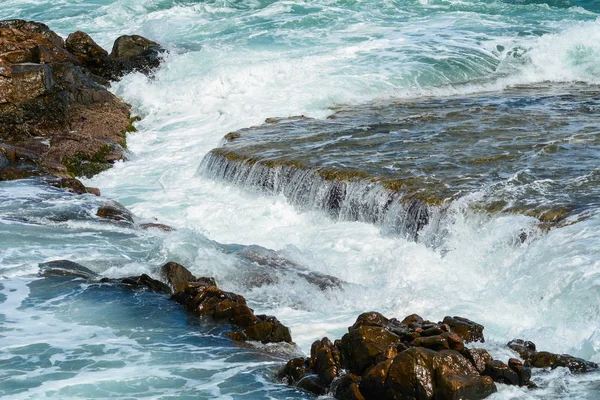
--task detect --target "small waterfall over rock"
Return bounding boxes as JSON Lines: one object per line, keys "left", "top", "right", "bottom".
{"left": 199, "top": 150, "right": 435, "bottom": 239}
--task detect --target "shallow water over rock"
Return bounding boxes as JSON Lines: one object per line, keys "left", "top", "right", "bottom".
{"left": 200, "top": 83, "right": 600, "bottom": 238}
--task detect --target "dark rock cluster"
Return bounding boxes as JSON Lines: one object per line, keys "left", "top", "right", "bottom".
{"left": 508, "top": 339, "right": 598, "bottom": 373}
{"left": 40, "top": 260, "right": 292, "bottom": 345}
{"left": 278, "top": 311, "right": 597, "bottom": 399}
{"left": 0, "top": 19, "right": 163, "bottom": 184}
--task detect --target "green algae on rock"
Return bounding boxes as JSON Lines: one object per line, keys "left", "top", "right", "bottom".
{"left": 0, "top": 19, "right": 163, "bottom": 185}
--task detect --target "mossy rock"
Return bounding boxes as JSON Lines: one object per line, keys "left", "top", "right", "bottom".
{"left": 63, "top": 145, "right": 113, "bottom": 178}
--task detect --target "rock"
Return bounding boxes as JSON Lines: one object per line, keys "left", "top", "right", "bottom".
{"left": 86, "top": 187, "right": 101, "bottom": 196}
{"left": 47, "top": 177, "right": 87, "bottom": 194}
{"left": 0, "top": 20, "right": 72, "bottom": 64}
{"left": 235, "top": 244, "right": 343, "bottom": 291}
{"left": 65, "top": 31, "right": 109, "bottom": 71}
{"left": 361, "top": 347, "right": 496, "bottom": 400}
{"left": 281, "top": 312, "right": 504, "bottom": 400}
{"left": 508, "top": 358, "right": 532, "bottom": 387}
{"left": 278, "top": 358, "right": 308, "bottom": 385}
{"left": 171, "top": 284, "right": 292, "bottom": 344}
{"left": 442, "top": 316, "right": 485, "bottom": 343}
{"left": 0, "top": 150, "right": 9, "bottom": 168}
{"left": 359, "top": 358, "right": 393, "bottom": 399}
{"left": 463, "top": 348, "right": 494, "bottom": 374}
{"left": 111, "top": 35, "right": 160, "bottom": 59}
{"left": 436, "top": 374, "right": 496, "bottom": 400}
{"left": 340, "top": 324, "right": 403, "bottom": 375}
{"left": 139, "top": 222, "right": 174, "bottom": 232}
{"left": 242, "top": 314, "right": 292, "bottom": 343}
{"left": 0, "top": 20, "right": 165, "bottom": 184}
{"left": 160, "top": 261, "right": 197, "bottom": 294}
{"left": 109, "top": 35, "right": 163, "bottom": 79}
{"left": 400, "top": 313, "right": 424, "bottom": 327}
{"left": 66, "top": 31, "right": 163, "bottom": 81}
{"left": 39, "top": 260, "right": 99, "bottom": 280}
{"left": 96, "top": 202, "right": 134, "bottom": 224}
{"left": 121, "top": 273, "right": 172, "bottom": 293}
{"left": 411, "top": 332, "right": 464, "bottom": 352}
{"left": 296, "top": 375, "right": 328, "bottom": 396}
{"left": 507, "top": 339, "right": 598, "bottom": 373}
{"left": 331, "top": 374, "right": 365, "bottom": 400}
{"left": 482, "top": 360, "right": 519, "bottom": 386}
{"left": 310, "top": 337, "right": 341, "bottom": 385}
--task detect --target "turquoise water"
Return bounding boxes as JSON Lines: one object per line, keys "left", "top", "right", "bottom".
{"left": 1, "top": 0, "right": 600, "bottom": 398}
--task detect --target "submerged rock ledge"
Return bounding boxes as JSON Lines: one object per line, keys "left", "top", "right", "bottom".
{"left": 199, "top": 84, "right": 600, "bottom": 239}
{"left": 0, "top": 19, "right": 163, "bottom": 188}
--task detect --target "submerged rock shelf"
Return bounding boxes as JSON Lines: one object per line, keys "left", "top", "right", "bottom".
{"left": 199, "top": 83, "right": 600, "bottom": 238}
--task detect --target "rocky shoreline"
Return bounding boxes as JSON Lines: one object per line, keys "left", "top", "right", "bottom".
{"left": 0, "top": 19, "right": 162, "bottom": 187}
{"left": 41, "top": 259, "right": 599, "bottom": 399}
{"left": 5, "top": 18, "right": 599, "bottom": 400}
{"left": 277, "top": 312, "right": 598, "bottom": 399}
{"left": 40, "top": 260, "right": 293, "bottom": 346}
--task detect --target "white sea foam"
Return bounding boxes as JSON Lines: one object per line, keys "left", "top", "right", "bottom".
{"left": 1, "top": 0, "right": 600, "bottom": 398}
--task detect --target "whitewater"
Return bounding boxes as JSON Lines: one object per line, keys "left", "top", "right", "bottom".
{"left": 1, "top": 0, "right": 600, "bottom": 398}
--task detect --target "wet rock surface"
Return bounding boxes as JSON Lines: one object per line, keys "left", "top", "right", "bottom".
{"left": 231, "top": 244, "right": 343, "bottom": 291}
{"left": 279, "top": 311, "right": 598, "bottom": 399}
{"left": 0, "top": 19, "right": 163, "bottom": 184}
{"left": 508, "top": 339, "right": 598, "bottom": 373}
{"left": 96, "top": 202, "right": 135, "bottom": 224}
{"left": 40, "top": 260, "right": 292, "bottom": 346}
{"left": 39, "top": 260, "right": 99, "bottom": 280}
{"left": 200, "top": 84, "right": 600, "bottom": 237}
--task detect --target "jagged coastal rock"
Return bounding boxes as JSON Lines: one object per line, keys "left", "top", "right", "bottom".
{"left": 0, "top": 20, "right": 163, "bottom": 183}
{"left": 41, "top": 260, "right": 292, "bottom": 345}
{"left": 278, "top": 311, "right": 598, "bottom": 399}
{"left": 37, "top": 258, "right": 599, "bottom": 398}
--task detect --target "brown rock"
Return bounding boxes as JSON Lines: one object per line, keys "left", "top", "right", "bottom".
{"left": 296, "top": 375, "right": 327, "bottom": 396}
{"left": 482, "top": 360, "right": 519, "bottom": 386}
{"left": 160, "top": 262, "right": 196, "bottom": 294}
{"left": 85, "top": 187, "right": 101, "bottom": 196}
{"left": 278, "top": 358, "right": 308, "bottom": 385}
{"left": 47, "top": 177, "right": 87, "bottom": 194}
{"left": 331, "top": 373, "right": 365, "bottom": 400}
{"left": 242, "top": 315, "right": 292, "bottom": 343}
{"left": 65, "top": 31, "right": 109, "bottom": 70}
{"left": 340, "top": 324, "right": 402, "bottom": 375}
{"left": 507, "top": 339, "right": 598, "bottom": 373}
{"left": 139, "top": 222, "right": 174, "bottom": 232}
{"left": 310, "top": 337, "right": 341, "bottom": 385}
{"left": 384, "top": 347, "right": 438, "bottom": 399}
{"left": 109, "top": 35, "right": 163, "bottom": 78}
{"left": 437, "top": 374, "right": 496, "bottom": 400}
{"left": 359, "top": 358, "right": 393, "bottom": 399}
{"left": 121, "top": 274, "right": 171, "bottom": 294}
{"left": 508, "top": 358, "right": 532, "bottom": 387}
{"left": 400, "top": 313, "right": 424, "bottom": 327}
{"left": 362, "top": 347, "right": 495, "bottom": 400}
{"left": 351, "top": 311, "right": 390, "bottom": 329}
{"left": 171, "top": 284, "right": 292, "bottom": 344}
{"left": 96, "top": 202, "right": 134, "bottom": 224}
{"left": 463, "top": 348, "right": 494, "bottom": 374}
{"left": 442, "top": 316, "right": 485, "bottom": 343}
{"left": 0, "top": 20, "right": 165, "bottom": 183}
{"left": 411, "top": 334, "right": 450, "bottom": 351}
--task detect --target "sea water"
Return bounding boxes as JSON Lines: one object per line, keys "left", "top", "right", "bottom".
{"left": 1, "top": 0, "right": 600, "bottom": 398}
